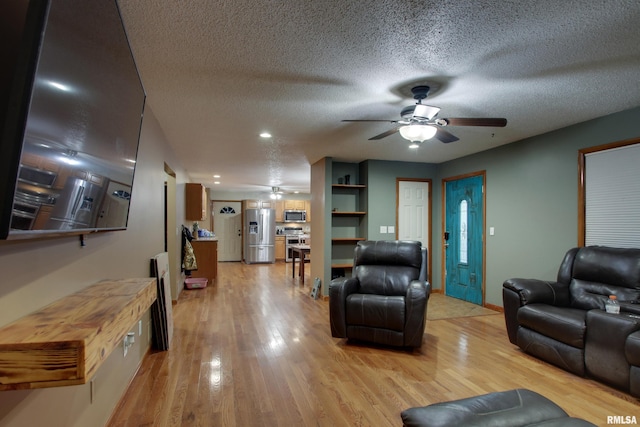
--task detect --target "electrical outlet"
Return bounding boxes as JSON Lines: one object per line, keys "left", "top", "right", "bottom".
{"left": 123, "top": 336, "right": 129, "bottom": 357}
{"left": 138, "top": 320, "right": 143, "bottom": 336}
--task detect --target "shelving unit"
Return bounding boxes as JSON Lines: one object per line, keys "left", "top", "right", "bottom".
{"left": 331, "top": 179, "right": 367, "bottom": 271}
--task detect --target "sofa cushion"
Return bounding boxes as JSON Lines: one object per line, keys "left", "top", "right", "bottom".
{"left": 356, "top": 265, "right": 418, "bottom": 296}
{"left": 345, "top": 294, "right": 405, "bottom": 331}
{"left": 570, "top": 278, "right": 640, "bottom": 310}
{"left": 517, "top": 304, "right": 587, "bottom": 348}
{"left": 517, "top": 328, "right": 586, "bottom": 376}
{"left": 353, "top": 241, "right": 422, "bottom": 296}
{"left": 400, "top": 388, "right": 596, "bottom": 427}
{"left": 572, "top": 246, "right": 640, "bottom": 289}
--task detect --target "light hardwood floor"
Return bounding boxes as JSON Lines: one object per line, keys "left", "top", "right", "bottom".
{"left": 108, "top": 261, "right": 639, "bottom": 426}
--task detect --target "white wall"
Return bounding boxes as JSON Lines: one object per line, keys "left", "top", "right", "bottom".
{"left": 0, "top": 106, "right": 188, "bottom": 427}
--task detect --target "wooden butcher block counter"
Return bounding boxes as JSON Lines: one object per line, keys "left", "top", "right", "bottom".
{"left": 0, "top": 277, "right": 156, "bottom": 390}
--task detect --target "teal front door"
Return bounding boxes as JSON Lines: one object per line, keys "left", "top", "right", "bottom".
{"left": 444, "top": 174, "right": 484, "bottom": 304}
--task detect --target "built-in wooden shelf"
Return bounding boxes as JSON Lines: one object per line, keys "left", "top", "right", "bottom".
{"left": 331, "top": 237, "right": 366, "bottom": 242}
{"left": 0, "top": 278, "right": 157, "bottom": 391}
{"left": 331, "top": 184, "right": 366, "bottom": 188}
{"left": 331, "top": 211, "right": 366, "bottom": 216}
{"left": 331, "top": 262, "right": 353, "bottom": 269}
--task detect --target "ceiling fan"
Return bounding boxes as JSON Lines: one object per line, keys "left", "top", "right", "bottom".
{"left": 342, "top": 85, "right": 507, "bottom": 145}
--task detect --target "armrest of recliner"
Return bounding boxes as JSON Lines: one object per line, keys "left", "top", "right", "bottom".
{"left": 502, "top": 278, "right": 570, "bottom": 345}
{"left": 329, "top": 277, "right": 360, "bottom": 338}
{"left": 503, "top": 278, "right": 569, "bottom": 306}
{"left": 403, "top": 280, "right": 431, "bottom": 347}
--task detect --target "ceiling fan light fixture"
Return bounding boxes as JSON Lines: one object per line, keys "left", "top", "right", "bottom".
{"left": 270, "top": 186, "right": 282, "bottom": 199}
{"left": 408, "top": 142, "right": 420, "bottom": 149}
{"left": 398, "top": 124, "right": 437, "bottom": 142}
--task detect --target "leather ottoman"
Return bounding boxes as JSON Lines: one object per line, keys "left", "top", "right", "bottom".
{"left": 401, "top": 389, "right": 596, "bottom": 427}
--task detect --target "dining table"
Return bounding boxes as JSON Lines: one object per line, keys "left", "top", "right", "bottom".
{"left": 290, "top": 244, "right": 311, "bottom": 284}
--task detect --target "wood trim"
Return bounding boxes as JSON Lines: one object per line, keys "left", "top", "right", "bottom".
{"left": 484, "top": 302, "right": 504, "bottom": 313}
{"left": 577, "top": 137, "right": 640, "bottom": 247}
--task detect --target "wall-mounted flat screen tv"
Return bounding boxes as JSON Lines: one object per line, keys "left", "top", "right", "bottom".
{"left": 0, "top": 0, "right": 145, "bottom": 240}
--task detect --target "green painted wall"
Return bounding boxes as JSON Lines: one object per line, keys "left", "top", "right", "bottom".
{"left": 434, "top": 106, "right": 640, "bottom": 306}
{"left": 364, "top": 160, "right": 437, "bottom": 241}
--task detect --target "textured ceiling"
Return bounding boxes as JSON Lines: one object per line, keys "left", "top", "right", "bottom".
{"left": 118, "top": 0, "right": 640, "bottom": 194}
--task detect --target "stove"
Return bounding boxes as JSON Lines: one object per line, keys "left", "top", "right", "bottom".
{"left": 284, "top": 227, "right": 309, "bottom": 262}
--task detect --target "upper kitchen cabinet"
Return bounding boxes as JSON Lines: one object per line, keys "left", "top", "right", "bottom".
{"left": 305, "top": 200, "right": 311, "bottom": 222}
{"left": 275, "top": 200, "right": 284, "bottom": 222}
{"left": 244, "top": 200, "right": 273, "bottom": 210}
{"left": 284, "top": 200, "right": 305, "bottom": 210}
{"left": 186, "top": 183, "right": 207, "bottom": 221}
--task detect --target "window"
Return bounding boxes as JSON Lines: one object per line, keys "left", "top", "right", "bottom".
{"left": 459, "top": 199, "right": 468, "bottom": 264}
{"left": 580, "top": 140, "right": 640, "bottom": 248}
{"left": 219, "top": 206, "right": 236, "bottom": 214}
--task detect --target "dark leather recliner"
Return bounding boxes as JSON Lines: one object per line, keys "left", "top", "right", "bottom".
{"left": 503, "top": 245, "right": 640, "bottom": 396}
{"left": 329, "top": 240, "right": 431, "bottom": 348}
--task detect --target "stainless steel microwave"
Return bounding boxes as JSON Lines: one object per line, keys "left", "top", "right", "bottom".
{"left": 284, "top": 210, "right": 306, "bottom": 222}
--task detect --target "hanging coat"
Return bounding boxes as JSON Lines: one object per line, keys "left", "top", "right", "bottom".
{"left": 183, "top": 239, "right": 198, "bottom": 271}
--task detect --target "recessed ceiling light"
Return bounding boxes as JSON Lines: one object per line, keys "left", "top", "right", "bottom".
{"left": 213, "top": 174, "right": 221, "bottom": 178}
{"left": 260, "top": 132, "right": 272, "bottom": 138}
{"left": 214, "top": 181, "right": 221, "bottom": 185}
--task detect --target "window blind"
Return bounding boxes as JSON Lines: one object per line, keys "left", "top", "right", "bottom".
{"left": 585, "top": 143, "right": 640, "bottom": 248}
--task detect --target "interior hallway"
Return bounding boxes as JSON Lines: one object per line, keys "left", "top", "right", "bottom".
{"left": 108, "top": 261, "right": 639, "bottom": 426}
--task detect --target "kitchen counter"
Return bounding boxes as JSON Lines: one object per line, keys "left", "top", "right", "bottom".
{"left": 190, "top": 239, "right": 218, "bottom": 283}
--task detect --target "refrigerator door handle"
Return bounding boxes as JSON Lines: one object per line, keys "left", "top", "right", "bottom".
{"left": 71, "top": 185, "right": 85, "bottom": 217}
{"left": 260, "top": 212, "right": 264, "bottom": 243}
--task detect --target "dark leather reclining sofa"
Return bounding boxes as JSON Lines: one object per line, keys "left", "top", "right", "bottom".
{"left": 503, "top": 246, "right": 640, "bottom": 396}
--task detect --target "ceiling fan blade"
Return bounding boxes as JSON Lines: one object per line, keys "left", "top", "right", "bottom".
{"left": 369, "top": 126, "right": 401, "bottom": 140}
{"left": 441, "top": 117, "right": 507, "bottom": 127}
{"left": 342, "top": 119, "right": 399, "bottom": 123}
{"left": 434, "top": 128, "right": 459, "bottom": 143}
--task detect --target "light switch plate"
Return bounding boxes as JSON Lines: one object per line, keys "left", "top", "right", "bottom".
{"left": 380, "top": 226, "right": 387, "bottom": 234}
{"left": 388, "top": 226, "right": 395, "bottom": 234}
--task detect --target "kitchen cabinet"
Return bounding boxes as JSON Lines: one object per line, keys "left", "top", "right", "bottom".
{"left": 186, "top": 183, "right": 207, "bottom": 221}
{"left": 284, "top": 200, "right": 305, "bottom": 210}
{"left": 244, "top": 200, "right": 272, "bottom": 209}
{"left": 305, "top": 200, "right": 311, "bottom": 222}
{"left": 275, "top": 235, "right": 285, "bottom": 260}
{"left": 32, "top": 205, "right": 53, "bottom": 230}
{"left": 275, "top": 200, "right": 284, "bottom": 222}
{"left": 190, "top": 239, "right": 218, "bottom": 283}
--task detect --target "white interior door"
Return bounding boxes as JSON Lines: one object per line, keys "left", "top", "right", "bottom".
{"left": 397, "top": 179, "right": 430, "bottom": 252}
{"left": 212, "top": 201, "right": 242, "bottom": 261}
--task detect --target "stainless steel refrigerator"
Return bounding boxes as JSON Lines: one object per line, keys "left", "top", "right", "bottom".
{"left": 47, "top": 177, "right": 107, "bottom": 229}
{"left": 244, "top": 208, "right": 275, "bottom": 264}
